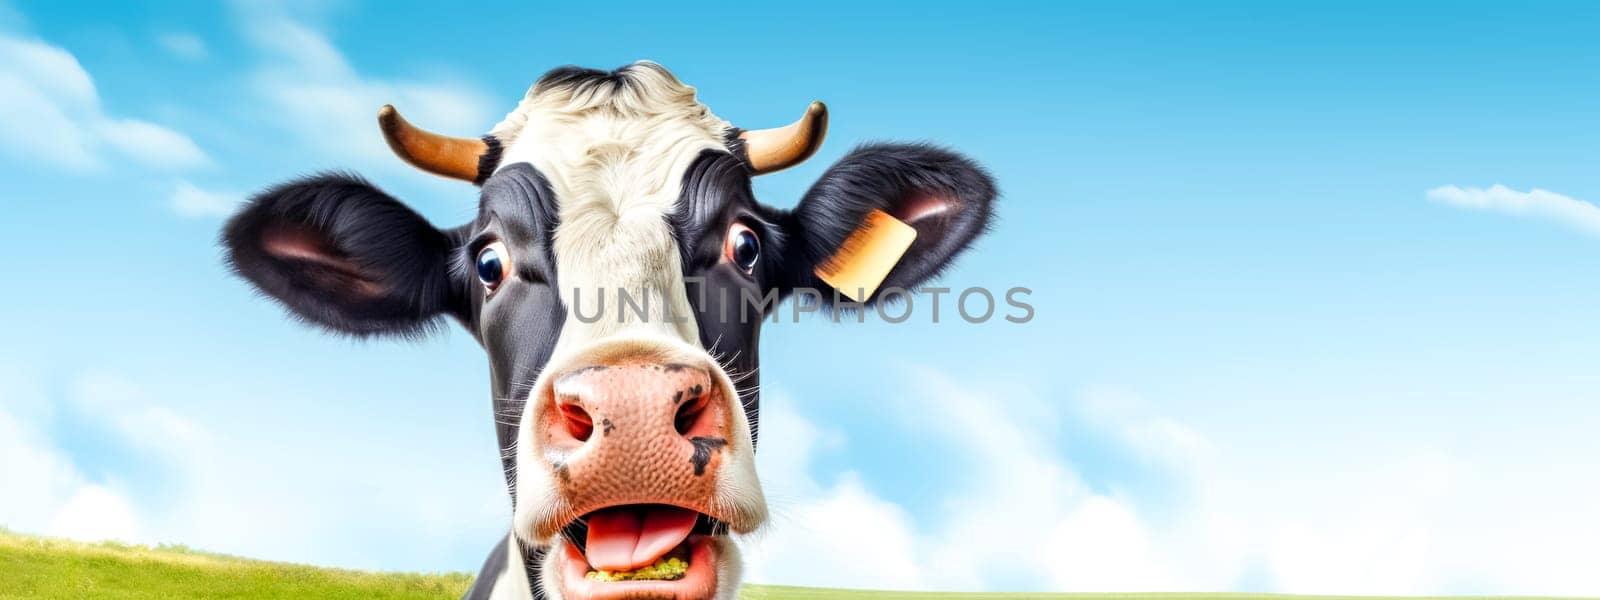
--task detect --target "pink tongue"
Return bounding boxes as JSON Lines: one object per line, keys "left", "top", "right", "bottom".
{"left": 584, "top": 506, "right": 698, "bottom": 571}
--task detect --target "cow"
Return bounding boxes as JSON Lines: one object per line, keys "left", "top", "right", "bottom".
{"left": 222, "top": 62, "right": 995, "bottom": 600}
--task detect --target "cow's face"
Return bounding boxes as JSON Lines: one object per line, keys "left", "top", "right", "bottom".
{"left": 223, "top": 62, "right": 995, "bottom": 600}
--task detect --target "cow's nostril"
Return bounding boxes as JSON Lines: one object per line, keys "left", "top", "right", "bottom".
{"left": 561, "top": 402, "right": 594, "bottom": 441}
{"left": 674, "top": 388, "right": 707, "bottom": 436}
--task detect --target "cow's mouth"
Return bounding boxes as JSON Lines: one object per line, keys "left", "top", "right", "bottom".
{"left": 555, "top": 504, "right": 728, "bottom": 599}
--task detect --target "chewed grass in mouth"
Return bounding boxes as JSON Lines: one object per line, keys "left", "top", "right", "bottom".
{"left": 585, "top": 553, "right": 689, "bottom": 582}
{"left": 562, "top": 504, "right": 728, "bottom": 583}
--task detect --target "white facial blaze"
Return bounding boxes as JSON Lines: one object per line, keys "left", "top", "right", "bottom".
{"left": 492, "top": 62, "right": 731, "bottom": 358}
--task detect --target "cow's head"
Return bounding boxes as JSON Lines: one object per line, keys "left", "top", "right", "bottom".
{"left": 223, "top": 62, "right": 994, "bottom": 600}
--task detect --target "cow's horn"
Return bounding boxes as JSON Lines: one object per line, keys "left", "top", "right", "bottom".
{"left": 740, "top": 101, "right": 828, "bottom": 175}
{"left": 377, "top": 104, "right": 492, "bottom": 184}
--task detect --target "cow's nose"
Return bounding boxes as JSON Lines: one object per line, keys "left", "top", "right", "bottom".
{"left": 518, "top": 356, "right": 758, "bottom": 542}
{"left": 548, "top": 363, "right": 725, "bottom": 452}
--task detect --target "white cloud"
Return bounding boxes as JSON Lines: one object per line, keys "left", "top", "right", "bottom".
{"left": 69, "top": 374, "right": 210, "bottom": 457}
{"left": 0, "top": 35, "right": 210, "bottom": 171}
{"left": 171, "top": 180, "right": 241, "bottom": 218}
{"left": 97, "top": 118, "right": 210, "bottom": 169}
{"left": 742, "top": 395, "right": 929, "bottom": 590}
{"left": 745, "top": 369, "right": 1600, "bottom": 595}
{"left": 47, "top": 485, "right": 141, "bottom": 543}
{"left": 749, "top": 473, "right": 927, "bottom": 591}
{"left": 238, "top": 9, "right": 494, "bottom": 172}
{"left": 899, "top": 371, "right": 1218, "bottom": 592}
{"left": 1427, "top": 184, "right": 1600, "bottom": 237}
{"left": 0, "top": 376, "right": 142, "bottom": 544}
{"left": 744, "top": 376, "right": 1210, "bottom": 592}
{"left": 0, "top": 411, "right": 83, "bottom": 532}
{"left": 0, "top": 367, "right": 508, "bottom": 572}
{"left": 157, "top": 32, "right": 207, "bottom": 61}
{"left": 1079, "top": 386, "right": 1214, "bottom": 476}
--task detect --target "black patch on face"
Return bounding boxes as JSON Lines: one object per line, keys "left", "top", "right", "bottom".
{"left": 472, "top": 163, "right": 566, "bottom": 504}
{"left": 670, "top": 151, "right": 785, "bottom": 445}
{"left": 688, "top": 437, "right": 727, "bottom": 476}
{"left": 600, "top": 418, "right": 615, "bottom": 436}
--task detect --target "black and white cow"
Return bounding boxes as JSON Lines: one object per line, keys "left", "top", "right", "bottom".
{"left": 223, "top": 62, "right": 995, "bottom": 600}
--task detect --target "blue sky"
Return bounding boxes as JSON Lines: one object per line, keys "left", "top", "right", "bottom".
{"left": 3, "top": 0, "right": 1600, "bottom": 594}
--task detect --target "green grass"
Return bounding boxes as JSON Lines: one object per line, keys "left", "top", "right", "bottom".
{"left": 0, "top": 529, "right": 471, "bottom": 599}
{"left": 1, "top": 529, "right": 1589, "bottom": 599}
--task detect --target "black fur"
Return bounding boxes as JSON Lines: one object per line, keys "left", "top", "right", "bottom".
{"left": 531, "top": 63, "right": 668, "bottom": 99}
{"left": 467, "top": 164, "right": 566, "bottom": 504}
{"left": 475, "top": 135, "right": 505, "bottom": 186}
{"left": 723, "top": 128, "right": 751, "bottom": 173}
{"left": 461, "top": 534, "right": 509, "bottom": 600}
{"left": 781, "top": 143, "right": 998, "bottom": 305}
{"left": 669, "top": 151, "right": 782, "bottom": 443}
{"left": 524, "top": 543, "right": 547, "bottom": 599}
{"left": 221, "top": 173, "right": 466, "bottom": 338}
{"left": 532, "top": 65, "right": 626, "bottom": 94}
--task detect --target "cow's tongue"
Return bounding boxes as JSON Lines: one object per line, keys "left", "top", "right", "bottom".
{"left": 584, "top": 505, "right": 698, "bottom": 571}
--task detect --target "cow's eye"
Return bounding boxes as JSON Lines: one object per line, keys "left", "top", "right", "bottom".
{"left": 724, "top": 223, "right": 760, "bottom": 273}
{"left": 476, "top": 241, "right": 511, "bottom": 291}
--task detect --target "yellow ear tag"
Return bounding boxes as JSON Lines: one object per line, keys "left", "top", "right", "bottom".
{"left": 814, "top": 209, "right": 918, "bottom": 302}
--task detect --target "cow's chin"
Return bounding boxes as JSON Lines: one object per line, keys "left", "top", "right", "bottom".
{"left": 540, "top": 526, "right": 741, "bottom": 600}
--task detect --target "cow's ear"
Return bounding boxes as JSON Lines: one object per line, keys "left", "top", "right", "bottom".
{"left": 781, "top": 143, "right": 996, "bottom": 304}
{"left": 222, "top": 173, "right": 466, "bottom": 338}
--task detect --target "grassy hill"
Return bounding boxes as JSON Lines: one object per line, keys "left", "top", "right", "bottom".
{"left": 0, "top": 529, "right": 1581, "bottom": 600}
{"left": 0, "top": 529, "right": 470, "bottom": 599}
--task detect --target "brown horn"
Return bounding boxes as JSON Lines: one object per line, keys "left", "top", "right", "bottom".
{"left": 377, "top": 104, "right": 491, "bottom": 183}
{"left": 739, "top": 101, "right": 828, "bottom": 175}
